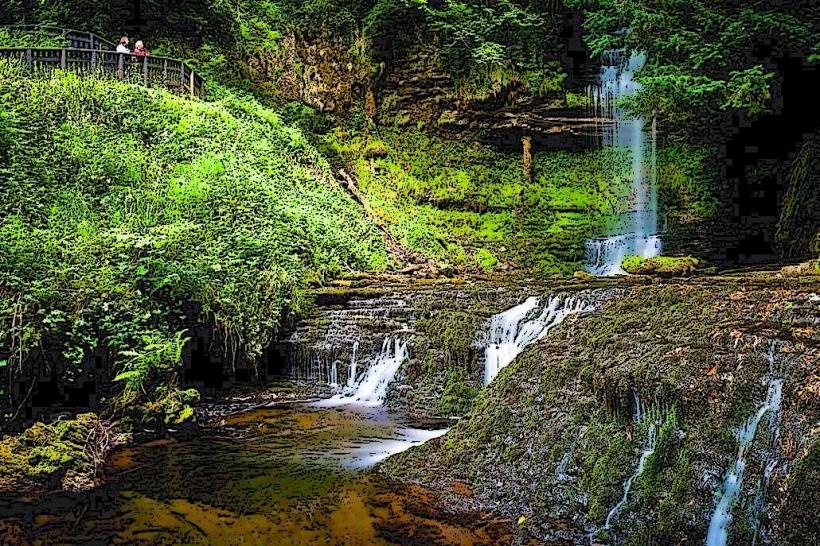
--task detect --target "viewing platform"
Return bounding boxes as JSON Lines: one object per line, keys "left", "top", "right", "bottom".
{"left": 0, "top": 26, "right": 205, "bottom": 98}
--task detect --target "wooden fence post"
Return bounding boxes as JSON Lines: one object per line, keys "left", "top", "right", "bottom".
{"left": 180, "top": 62, "right": 185, "bottom": 93}
{"left": 60, "top": 48, "right": 66, "bottom": 70}
{"left": 162, "top": 59, "right": 168, "bottom": 87}
{"left": 190, "top": 70, "right": 195, "bottom": 98}
{"left": 143, "top": 57, "right": 149, "bottom": 87}
{"left": 90, "top": 50, "right": 97, "bottom": 71}
{"left": 25, "top": 48, "right": 32, "bottom": 70}
{"left": 117, "top": 53, "right": 124, "bottom": 79}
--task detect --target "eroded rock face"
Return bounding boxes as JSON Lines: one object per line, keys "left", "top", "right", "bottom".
{"left": 248, "top": 33, "right": 600, "bottom": 147}
{"left": 380, "top": 277, "right": 819, "bottom": 545}
{"left": 248, "top": 33, "right": 374, "bottom": 113}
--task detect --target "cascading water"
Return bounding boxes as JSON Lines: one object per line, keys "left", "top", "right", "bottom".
{"left": 602, "top": 393, "right": 660, "bottom": 531}
{"left": 604, "top": 421, "right": 658, "bottom": 529}
{"left": 585, "top": 50, "right": 661, "bottom": 276}
{"left": 329, "top": 361, "right": 338, "bottom": 387}
{"left": 484, "top": 295, "right": 593, "bottom": 384}
{"left": 347, "top": 341, "right": 359, "bottom": 388}
{"left": 316, "top": 337, "right": 409, "bottom": 407}
{"left": 706, "top": 375, "right": 784, "bottom": 546}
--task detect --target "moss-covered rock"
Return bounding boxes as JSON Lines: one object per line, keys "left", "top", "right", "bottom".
{"left": 0, "top": 413, "right": 119, "bottom": 493}
{"left": 621, "top": 255, "right": 701, "bottom": 276}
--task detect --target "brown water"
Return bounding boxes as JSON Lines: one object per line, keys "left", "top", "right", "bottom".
{"left": 0, "top": 405, "right": 513, "bottom": 545}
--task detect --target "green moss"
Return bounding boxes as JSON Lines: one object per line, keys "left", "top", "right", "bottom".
{"left": 580, "top": 420, "right": 635, "bottom": 524}
{"left": 435, "top": 369, "right": 480, "bottom": 416}
{"left": 0, "top": 414, "right": 99, "bottom": 489}
{"left": 657, "top": 145, "right": 719, "bottom": 221}
{"left": 475, "top": 248, "right": 498, "bottom": 271}
{"left": 323, "top": 127, "right": 650, "bottom": 275}
{"left": 415, "top": 311, "right": 483, "bottom": 364}
{"left": 622, "top": 255, "right": 701, "bottom": 276}
{"left": 781, "top": 441, "right": 820, "bottom": 545}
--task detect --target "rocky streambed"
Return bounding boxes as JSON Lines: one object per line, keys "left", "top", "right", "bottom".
{"left": 1, "top": 272, "right": 817, "bottom": 545}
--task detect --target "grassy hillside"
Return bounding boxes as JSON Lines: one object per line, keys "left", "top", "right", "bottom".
{"left": 0, "top": 62, "right": 387, "bottom": 422}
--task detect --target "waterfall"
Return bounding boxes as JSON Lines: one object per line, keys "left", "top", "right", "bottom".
{"left": 586, "top": 50, "right": 661, "bottom": 276}
{"left": 706, "top": 376, "right": 784, "bottom": 546}
{"left": 604, "top": 421, "right": 658, "bottom": 529}
{"left": 484, "top": 295, "right": 593, "bottom": 384}
{"left": 602, "top": 395, "right": 659, "bottom": 531}
{"left": 329, "top": 361, "right": 338, "bottom": 387}
{"left": 316, "top": 337, "right": 409, "bottom": 407}
{"left": 347, "top": 341, "right": 359, "bottom": 388}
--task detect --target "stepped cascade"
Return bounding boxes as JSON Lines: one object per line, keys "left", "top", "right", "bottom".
{"left": 484, "top": 294, "right": 592, "bottom": 384}
{"left": 585, "top": 50, "right": 661, "bottom": 275}
{"left": 316, "top": 337, "right": 410, "bottom": 407}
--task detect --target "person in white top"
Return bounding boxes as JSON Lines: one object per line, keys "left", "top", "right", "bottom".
{"left": 116, "top": 37, "right": 130, "bottom": 54}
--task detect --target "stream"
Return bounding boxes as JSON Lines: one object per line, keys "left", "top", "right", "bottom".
{"left": 0, "top": 404, "right": 511, "bottom": 545}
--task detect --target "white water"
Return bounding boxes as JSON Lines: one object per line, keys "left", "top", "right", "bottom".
{"left": 342, "top": 426, "right": 449, "bottom": 469}
{"left": 604, "top": 395, "right": 659, "bottom": 530}
{"left": 706, "top": 376, "right": 785, "bottom": 546}
{"left": 347, "top": 341, "right": 359, "bottom": 388}
{"left": 316, "top": 337, "right": 409, "bottom": 407}
{"left": 484, "top": 295, "right": 592, "bottom": 384}
{"left": 586, "top": 51, "right": 661, "bottom": 276}
{"left": 329, "top": 361, "right": 338, "bottom": 387}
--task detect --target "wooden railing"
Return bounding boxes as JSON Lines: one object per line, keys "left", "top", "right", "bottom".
{"left": 0, "top": 27, "right": 204, "bottom": 98}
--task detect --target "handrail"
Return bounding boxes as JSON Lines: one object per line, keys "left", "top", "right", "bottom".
{"left": 0, "top": 47, "right": 205, "bottom": 98}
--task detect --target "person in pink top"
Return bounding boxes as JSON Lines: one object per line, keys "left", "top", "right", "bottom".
{"left": 133, "top": 41, "right": 150, "bottom": 58}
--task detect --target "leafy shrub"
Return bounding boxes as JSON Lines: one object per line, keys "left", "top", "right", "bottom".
{"left": 0, "top": 66, "right": 387, "bottom": 416}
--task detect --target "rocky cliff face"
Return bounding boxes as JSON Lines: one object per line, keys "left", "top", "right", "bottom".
{"left": 380, "top": 275, "right": 819, "bottom": 545}
{"left": 248, "top": 32, "right": 599, "bottom": 148}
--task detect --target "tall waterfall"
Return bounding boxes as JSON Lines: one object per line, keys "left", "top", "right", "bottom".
{"left": 316, "top": 337, "right": 409, "bottom": 407}
{"left": 706, "top": 375, "right": 784, "bottom": 546}
{"left": 484, "top": 295, "right": 592, "bottom": 384}
{"left": 586, "top": 50, "right": 661, "bottom": 276}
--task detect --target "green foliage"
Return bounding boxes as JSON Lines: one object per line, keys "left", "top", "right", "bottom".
{"left": 0, "top": 66, "right": 387, "bottom": 411}
{"left": 568, "top": 0, "right": 819, "bottom": 127}
{"left": 115, "top": 331, "right": 188, "bottom": 394}
{"left": 324, "top": 127, "right": 654, "bottom": 274}
{"left": 0, "top": 27, "right": 68, "bottom": 47}
{"left": 565, "top": 91, "right": 590, "bottom": 109}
